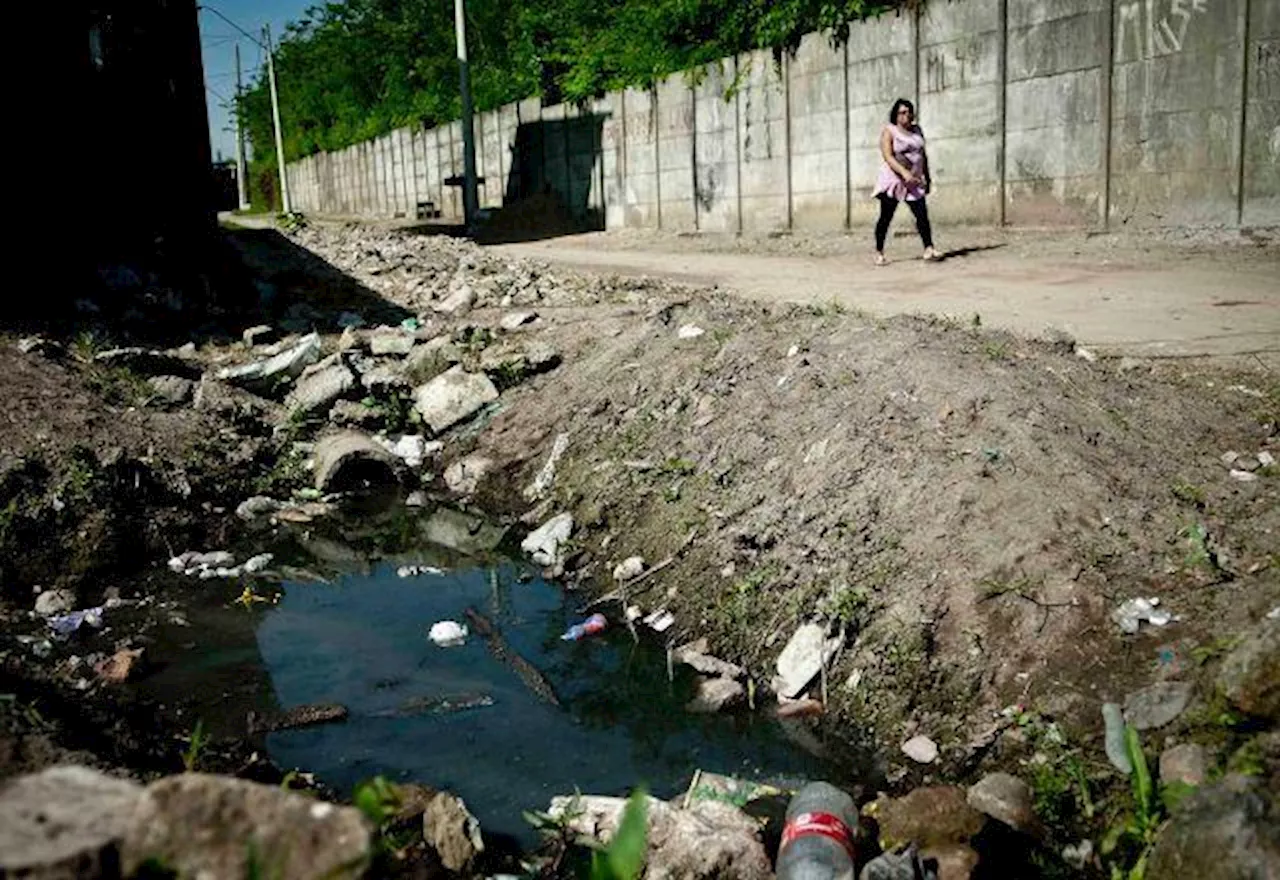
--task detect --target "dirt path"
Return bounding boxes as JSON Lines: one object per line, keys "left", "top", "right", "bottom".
{"left": 493, "top": 231, "right": 1280, "bottom": 361}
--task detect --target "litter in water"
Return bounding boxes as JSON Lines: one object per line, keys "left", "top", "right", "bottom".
{"left": 560, "top": 613, "right": 607, "bottom": 642}
{"left": 429, "top": 620, "right": 469, "bottom": 647}
{"left": 399, "top": 565, "right": 447, "bottom": 578}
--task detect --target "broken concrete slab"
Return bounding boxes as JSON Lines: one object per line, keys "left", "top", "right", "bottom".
{"left": 548, "top": 794, "right": 772, "bottom": 880}
{"left": 0, "top": 765, "right": 143, "bottom": 878}
{"left": 687, "top": 677, "right": 746, "bottom": 713}
{"left": 312, "top": 431, "right": 400, "bottom": 491}
{"left": 444, "top": 455, "right": 496, "bottom": 496}
{"left": 521, "top": 512, "right": 574, "bottom": 568}
{"left": 217, "top": 332, "right": 322, "bottom": 392}
{"left": 369, "top": 330, "right": 416, "bottom": 356}
{"left": 1123, "top": 681, "right": 1195, "bottom": 731}
{"left": 286, "top": 363, "right": 356, "bottom": 417}
{"left": 422, "top": 791, "right": 485, "bottom": 873}
{"left": 412, "top": 365, "right": 499, "bottom": 435}
{"left": 421, "top": 507, "right": 508, "bottom": 555}
{"left": 121, "top": 773, "right": 370, "bottom": 880}
{"left": 147, "top": 375, "right": 195, "bottom": 406}
{"left": 773, "top": 622, "right": 842, "bottom": 699}
{"left": 433, "top": 283, "right": 476, "bottom": 316}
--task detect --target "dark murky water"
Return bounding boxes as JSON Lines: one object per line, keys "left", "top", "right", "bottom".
{"left": 144, "top": 503, "right": 836, "bottom": 845}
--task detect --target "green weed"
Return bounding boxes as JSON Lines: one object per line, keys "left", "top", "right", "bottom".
{"left": 182, "top": 719, "right": 209, "bottom": 772}
{"left": 983, "top": 340, "right": 1010, "bottom": 361}
{"left": 1169, "top": 479, "right": 1206, "bottom": 508}
{"left": 1101, "top": 726, "right": 1163, "bottom": 880}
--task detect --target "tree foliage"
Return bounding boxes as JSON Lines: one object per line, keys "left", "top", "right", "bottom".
{"left": 240, "top": 0, "right": 908, "bottom": 194}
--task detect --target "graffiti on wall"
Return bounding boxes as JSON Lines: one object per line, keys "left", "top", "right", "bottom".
{"left": 1257, "top": 40, "right": 1280, "bottom": 100}
{"left": 1116, "top": 0, "right": 1209, "bottom": 63}
{"left": 924, "top": 38, "right": 986, "bottom": 93}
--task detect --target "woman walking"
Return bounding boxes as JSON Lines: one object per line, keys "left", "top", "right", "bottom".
{"left": 873, "top": 98, "right": 939, "bottom": 265}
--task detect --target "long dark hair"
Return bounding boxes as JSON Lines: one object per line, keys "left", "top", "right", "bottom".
{"left": 888, "top": 98, "right": 915, "bottom": 125}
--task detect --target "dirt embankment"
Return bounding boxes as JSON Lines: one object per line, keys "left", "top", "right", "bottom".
{"left": 3, "top": 219, "right": 1277, "bottom": 876}
{"left": 288, "top": 221, "right": 1280, "bottom": 865}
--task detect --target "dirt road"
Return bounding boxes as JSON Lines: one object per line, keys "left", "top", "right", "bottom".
{"left": 493, "top": 230, "right": 1280, "bottom": 361}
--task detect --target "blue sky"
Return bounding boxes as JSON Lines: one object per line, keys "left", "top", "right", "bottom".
{"left": 199, "top": 0, "right": 313, "bottom": 163}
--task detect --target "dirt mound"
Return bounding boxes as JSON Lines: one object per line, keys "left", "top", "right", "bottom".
{"left": 451, "top": 296, "right": 1279, "bottom": 749}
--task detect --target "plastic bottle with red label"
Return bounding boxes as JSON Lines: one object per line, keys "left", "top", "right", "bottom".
{"left": 777, "top": 781, "right": 858, "bottom": 880}
{"left": 560, "top": 613, "right": 608, "bottom": 641}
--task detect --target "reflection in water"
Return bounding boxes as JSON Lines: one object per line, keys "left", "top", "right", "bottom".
{"left": 147, "top": 501, "right": 839, "bottom": 845}
{"left": 254, "top": 536, "right": 830, "bottom": 842}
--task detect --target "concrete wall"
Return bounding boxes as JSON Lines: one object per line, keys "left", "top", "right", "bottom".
{"left": 288, "top": 0, "right": 1279, "bottom": 231}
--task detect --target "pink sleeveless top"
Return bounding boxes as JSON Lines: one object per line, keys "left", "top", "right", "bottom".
{"left": 872, "top": 124, "right": 926, "bottom": 202}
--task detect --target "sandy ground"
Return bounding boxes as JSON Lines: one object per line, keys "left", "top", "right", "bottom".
{"left": 492, "top": 229, "right": 1280, "bottom": 361}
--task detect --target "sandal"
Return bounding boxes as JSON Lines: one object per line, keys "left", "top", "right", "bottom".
{"left": 874, "top": 253, "right": 887, "bottom": 266}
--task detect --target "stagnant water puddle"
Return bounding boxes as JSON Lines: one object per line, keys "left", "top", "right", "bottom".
{"left": 141, "top": 502, "right": 838, "bottom": 846}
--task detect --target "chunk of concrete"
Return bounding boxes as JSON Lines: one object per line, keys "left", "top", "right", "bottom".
{"left": 0, "top": 765, "right": 143, "bottom": 877}
{"left": 687, "top": 677, "right": 746, "bottom": 713}
{"left": 412, "top": 365, "right": 499, "bottom": 434}
{"left": 422, "top": 791, "right": 484, "bottom": 873}
{"left": 286, "top": 363, "right": 356, "bottom": 417}
{"left": 444, "top": 455, "right": 496, "bottom": 496}
{"left": 522, "top": 512, "right": 574, "bottom": 568}
{"left": 217, "top": 332, "right": 322, "bottom": 391}
{"left": 774, "top": 622, "right": 842, "bottom": 699}
{"left": 1218, "top": 619, "right": 1280, "bottom": 720}
{"left": 121, "top": 773, "right": 370, "bottom": 879}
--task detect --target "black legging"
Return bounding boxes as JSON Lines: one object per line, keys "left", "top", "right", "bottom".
{"left": 875, "top": 194, "right": 933, "bottom": 251}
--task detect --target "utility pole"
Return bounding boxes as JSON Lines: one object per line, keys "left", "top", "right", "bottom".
{"left": 454, "top": 0, "right": 479, "bottom": 229}
{"left": 234, "top": 42, "right": 250, "bottom": 211}
{"left": 264, "top": 24, "right": 292, "bottom": 214}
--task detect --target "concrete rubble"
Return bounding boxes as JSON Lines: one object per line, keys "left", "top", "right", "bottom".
{"left": 413, "top": 365, "right": 500, "bottom": 434}
{"left": 522, "top": 512, "right": 574, "bottom": 568}
{"left": 217, "top": 332, "right": 322, "bottom": 391}
{"left": 774, "top": 621, "right": 842, "bottom": 698}
{"left": 548, "top": 793, "right": 772, "bottom": 880}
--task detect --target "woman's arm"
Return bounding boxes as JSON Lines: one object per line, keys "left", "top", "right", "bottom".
{"left": 880, "top": 127, "right": 916, "bottom": 182}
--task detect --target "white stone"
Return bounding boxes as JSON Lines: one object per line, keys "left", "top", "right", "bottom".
{"left": 413, "top": 366, "right": 499, "bottom": 434}
{"left": 1230, "top": 469, "right": 1258, "bottom": 483}
{"left": 1258, "top": 451, "right": 1275, "bottom": 467}
{"left": 524, "top": 432, "right": 570, "bottom": 501}
{"left": 774, "top": 622, "right": 842, "bottom": 699}
{"left": 678, "top": 325, "right": 706, "bottom": 339}
{"left": 444, "top": 455, "right": 495, "bottom": 496}
{"left": 500, "top": 311, "right": 539, "bottom": 331}
{"left": 243, "top": 554, "right": 274, "bottom": 574}
{"left": 34, "top": 589, "right": 76, "bottom": 616}
{"left": 902, "top": 734, "right": 939, "bottom": 764}
{"left": 433, "top": 284, "right": 476, "bottom": 315}
{"left": 521, "top": 512, "right": 574, "bottom": 567}
{"left": 613, "top": 556, "right": 646, "bottom": 582}
{"left": 217, "top": 333, "right": 321, "bottom": 389}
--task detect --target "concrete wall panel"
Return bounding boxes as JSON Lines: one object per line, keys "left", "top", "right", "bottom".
{"left": 1109, "top": 0, "right": 1245, "bottom": 226}
{"left": 694, "top": 61, "right": 740, "bottom": 233}
{"left": 656, "top": 74, "right": 696, "bottom": 231}
{"left": 738, "top": 49, "right": 790, "bottom": 232}
{"left": 791, "top": 32, "right": 848, "bottom": 229}
{"left": 1244, "top": 1, "right": 1280, "bottom": 225}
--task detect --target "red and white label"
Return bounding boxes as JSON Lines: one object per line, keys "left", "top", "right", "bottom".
{"left": 780, "top": 811, "right": 856, "bottom": 861}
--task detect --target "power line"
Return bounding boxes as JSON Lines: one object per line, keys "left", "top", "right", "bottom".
{"left": 196, "top": 4, "right": 266, "bottom": 50}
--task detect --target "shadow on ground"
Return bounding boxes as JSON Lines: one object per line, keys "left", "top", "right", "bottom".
{"left": 933, "top": 243, "right": 1008, "bottom": 263}
{"left": 8, "top": 227, "right": 412, "bottom": 349}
